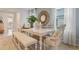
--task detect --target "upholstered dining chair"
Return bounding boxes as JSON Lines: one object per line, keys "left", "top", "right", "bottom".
{"left": 57, "top": 24, "right": 66, "bottom": 42}
{"left": 44, "top": 24, "right": 66, "bottom": 50}
{"left": 44, "top": 31, "right": 62, "bottom": 50}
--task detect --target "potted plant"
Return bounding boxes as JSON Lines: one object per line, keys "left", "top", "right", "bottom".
{"left": 27, "top": 15, "right": 37, "bottom": 28}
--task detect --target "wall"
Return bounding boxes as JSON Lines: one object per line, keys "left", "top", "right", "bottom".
{"left": 13, "top": 12, "right": 20, "bottom": 31}
{"left": 20, "top": 10, "right": 28, "bottom": 28}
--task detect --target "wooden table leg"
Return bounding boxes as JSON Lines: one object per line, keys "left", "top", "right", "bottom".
{"left": 44, "top": 39, "right": 46, "bottom": 50}
{"left": 39, "top": 36, "right": 42, "bottom": 50}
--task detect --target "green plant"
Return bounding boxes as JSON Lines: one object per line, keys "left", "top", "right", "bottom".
{"left": 27, "top": 15, "right": 37, "bottom": 27}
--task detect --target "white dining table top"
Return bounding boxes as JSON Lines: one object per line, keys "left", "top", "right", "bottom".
{"left": 21, "top": 28, "right": 54, "bottom": 36}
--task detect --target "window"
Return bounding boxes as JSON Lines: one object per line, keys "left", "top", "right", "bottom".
{"left": 56, "top": 8, "right": 64, "bottom": 27}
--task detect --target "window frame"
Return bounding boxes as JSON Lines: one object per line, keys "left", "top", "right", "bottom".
{"left": 55, "top": 8, "right": 64, "bottom": 28}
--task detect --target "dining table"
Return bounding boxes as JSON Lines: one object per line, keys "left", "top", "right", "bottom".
{"left": 20, "top": 28, "right": 54, "bottom": 50}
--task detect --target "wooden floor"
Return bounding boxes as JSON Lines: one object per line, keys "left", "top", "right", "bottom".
{"left": 0, "top": 36, "right": 17, "bottom": 50}
{"left": 0, "top": 35, "right": 79, "bottom": 50}
{"left": 58, "top": 43, "right": 79, "bottom": 50}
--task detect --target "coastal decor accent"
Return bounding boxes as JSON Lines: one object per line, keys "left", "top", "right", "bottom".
{"left": 38, "top": 11, "right": 49, "bottom": 25}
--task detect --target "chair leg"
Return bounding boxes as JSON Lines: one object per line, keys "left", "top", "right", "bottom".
{"left": 44, "top": 39, "right": 46, "bottom": 50}
{"left": 35, "top": 43, "right": 37, "bottom": 50}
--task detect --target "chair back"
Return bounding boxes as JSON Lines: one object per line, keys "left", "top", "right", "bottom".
{"left": 52, "top": 31, "right": 61, "bottom": 39}
{"left": 46, "top": 31, "right": 61, "bottom": 46}
{"left": 57, "top": 24, "right": 66, "bottom": 42}
{"left": 57, "top": 24, "right": 66, "bottom": 32}
{"left": 52, "top": 31, "right": 62, "bottom": 45}
{"left": 45, "top": 24, "right": 66, "bottom": 49}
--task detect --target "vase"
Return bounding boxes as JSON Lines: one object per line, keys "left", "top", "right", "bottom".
{"left": 30, "top": 23, "right": 33, "bottom": 28}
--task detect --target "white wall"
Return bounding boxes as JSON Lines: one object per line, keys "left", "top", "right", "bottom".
{"left": 20, "top": 10, "right": 29, "bottom": 28}
{"left": 13, "top": 12, "right": 20, "bottom": 31}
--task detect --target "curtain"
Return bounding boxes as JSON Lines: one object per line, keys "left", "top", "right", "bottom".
{"left": 63, "top": 8, "right": 76, "bottom": 46}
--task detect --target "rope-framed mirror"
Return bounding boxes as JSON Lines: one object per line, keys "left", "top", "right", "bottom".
{"left": 38, "top": 11, "right": 49, "bottom": 25}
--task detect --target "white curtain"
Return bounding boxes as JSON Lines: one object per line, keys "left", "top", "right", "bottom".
{"left": 63, "top": 8, "right": 76, "bottom": 46}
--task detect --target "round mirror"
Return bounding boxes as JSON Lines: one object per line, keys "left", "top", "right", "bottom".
{"left": 38, "top": 11, "right": 49, "bottom": 25}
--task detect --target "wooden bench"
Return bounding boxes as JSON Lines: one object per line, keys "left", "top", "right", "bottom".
{"left": 12, "top": 32, "right": 37, "bottom": 50}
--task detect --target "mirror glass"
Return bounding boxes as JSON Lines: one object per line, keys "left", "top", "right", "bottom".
{"left": 41, "top": 15, "right": 46, "bottom": 22}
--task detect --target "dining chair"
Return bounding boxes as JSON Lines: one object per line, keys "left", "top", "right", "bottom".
{"left": 44, "top": 24, "right": 66, "bottom": 50}
{"left": 44, "top": 31, "right": 62, "bottom": 50}
{"left": 57, "top": 24, "right": 66, "bottom": 42}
